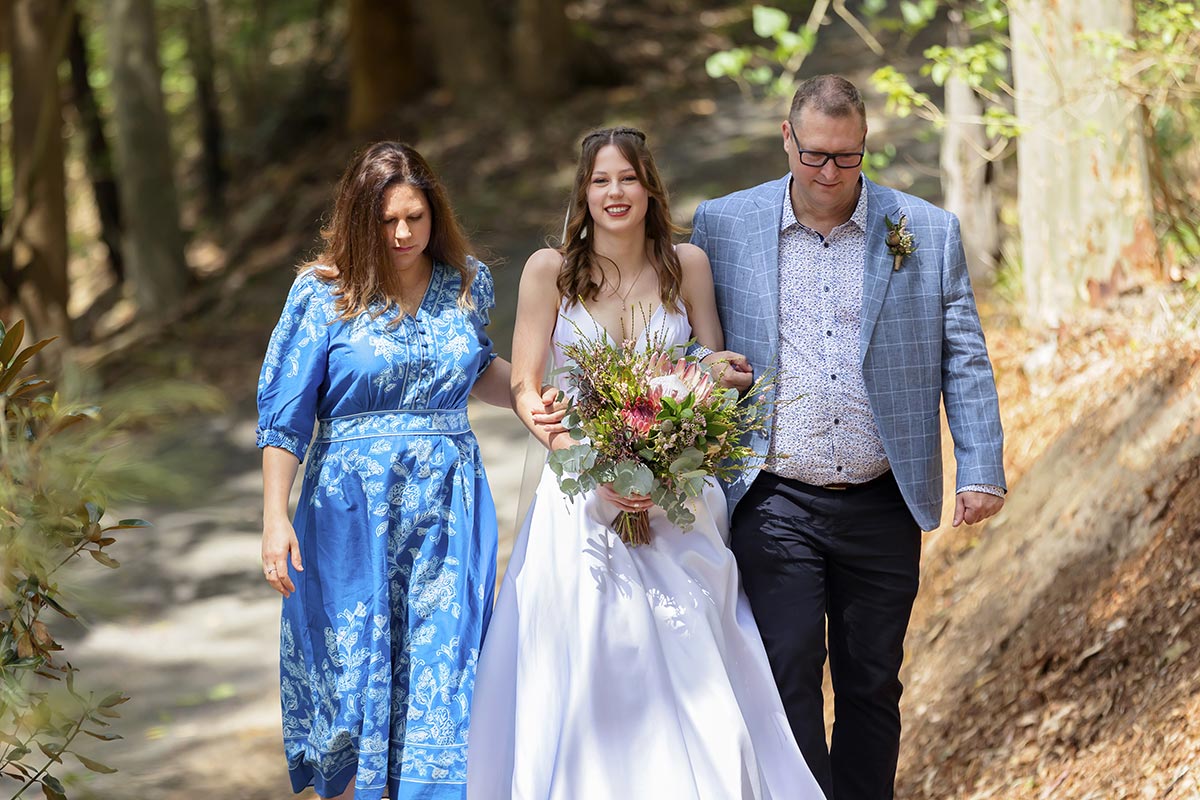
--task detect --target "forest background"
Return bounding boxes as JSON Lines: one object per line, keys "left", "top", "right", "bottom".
{"left": 2, "top": 0, "right": 1199, "bottom": 798}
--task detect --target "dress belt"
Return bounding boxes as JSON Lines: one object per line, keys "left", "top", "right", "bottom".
{"left": 315, "top": 408, "right": 471, "bottom": 442}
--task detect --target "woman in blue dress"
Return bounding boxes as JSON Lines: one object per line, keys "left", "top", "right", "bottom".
{"left": 257, "top": 142, "right": 553, "bottom": 800}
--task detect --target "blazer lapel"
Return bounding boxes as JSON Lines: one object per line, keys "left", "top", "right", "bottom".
{"left": 749, "top": 177, "right": 788, "bottom": 354}
{"left": 860, "top": 177, "right": 900, "bottom": 363}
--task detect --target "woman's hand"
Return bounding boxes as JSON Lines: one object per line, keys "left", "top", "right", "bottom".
{"left": 262, "top": 516, "right": 303, "bottom": 597}
{"left": 597, "top": 483, "right": 654, "bottom": 513}
{"left": 703, "top": 350, "right": 754, "bottom": 392}
{"left": 530, "top": 385, "right": 567, "bottom": 433}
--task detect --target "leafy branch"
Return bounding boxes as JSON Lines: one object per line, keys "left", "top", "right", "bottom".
{"left": 0, "top": 320, "right": 141, "bottom": 799}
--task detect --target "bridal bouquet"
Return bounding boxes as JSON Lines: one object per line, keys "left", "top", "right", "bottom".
{"left": 547, "top": 324, "right": 771, "bottom": 546}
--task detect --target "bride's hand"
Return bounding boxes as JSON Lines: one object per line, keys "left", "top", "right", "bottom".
{"left": 703, "top": 351, "right": 754, "bottom": 393}
{"left": 597, "top": 483, "right": 653, "bottom": 513}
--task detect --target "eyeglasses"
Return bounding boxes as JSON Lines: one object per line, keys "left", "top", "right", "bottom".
{"left": 788, "top": 125, "right": 864, "bottom": 169}
{"left": 582, "top": 126, "right": 647, "bottom": 149}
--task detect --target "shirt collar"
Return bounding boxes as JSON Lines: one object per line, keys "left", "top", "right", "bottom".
{"left": 780, "top": 176, "right": 869, "bottom": 234}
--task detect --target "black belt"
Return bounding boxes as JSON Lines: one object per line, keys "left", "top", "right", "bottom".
{"left": 765, "top": 470, "right": 894, "bottom": 493}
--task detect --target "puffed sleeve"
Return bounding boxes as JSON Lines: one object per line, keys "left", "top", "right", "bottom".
{"left": 469, "top": 258, "right": 498, "bottom": 378}
{"left": 256, "top": 272, "right": 331, "bottom": 462}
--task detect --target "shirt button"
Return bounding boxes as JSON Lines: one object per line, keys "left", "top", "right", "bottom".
{"left": 823, "top": 286, "right": 830, "bottom": 292}
{"left": 826, "top": 330, "right": 832, "bottom": 336}
{"left": 836, "top": 465, "right": 843, "bottom": 472}
{"left": 822, "top": 241, "right": 830, "bottom": 248}
{"left": 833, "top": 418, "right": 840, "bottom": 425}
{"left": 831, "top": 373, "right": 837, "bottom": 380}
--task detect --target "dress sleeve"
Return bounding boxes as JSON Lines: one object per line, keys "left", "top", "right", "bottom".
{"left": 256, "top": 273, "right": 331, "bottom": 462}
{"left": 470, "top": 259, "right": 498, "bottom": 377}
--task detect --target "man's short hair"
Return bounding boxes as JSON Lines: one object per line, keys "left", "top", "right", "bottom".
{"left": 789, "top": 75, "right": 866, "bottom": 126}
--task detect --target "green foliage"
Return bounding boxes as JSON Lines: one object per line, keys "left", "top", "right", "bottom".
{"left": 863, "top": 142, "right": 897, "bottom": 179}
{"left": 1103, "top": 0, "right": 1200, "bottom": 258}
{"left": 870, "top": 65, "right": 933, "bottom": 120}
{"left": 898, "top": 0, "right": 939, "bottom": 30}
{"left": 0, "top": 321, "right": 133, "bottom": 799}
{"left": 705, "top": 2, "right": 1019, "bottom": 154}
{"left": 0, "top": 319, "right": 221, "bottom": 798}
{"left": 705, "top": 4, "right": 818, "bottom": 100}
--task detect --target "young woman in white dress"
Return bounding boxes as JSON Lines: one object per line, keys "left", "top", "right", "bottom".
{"left": 466, "top": 127, "right": 826, "bottom": 800}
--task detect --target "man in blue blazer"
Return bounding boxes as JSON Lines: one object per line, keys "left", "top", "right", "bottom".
{"left": 691, "top": 75, "right": 1006, "bottom": 799}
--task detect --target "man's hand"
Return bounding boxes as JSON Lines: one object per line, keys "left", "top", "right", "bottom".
{"left": 953, "top": 491, "right": 1004, "bottom": 527}
{"left": 703, "top": 350, "right": 754, "bottom": 392}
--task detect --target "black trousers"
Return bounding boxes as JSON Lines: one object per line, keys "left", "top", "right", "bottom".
{"left": 731, "top": 470, "right": 921, "bottom": 800}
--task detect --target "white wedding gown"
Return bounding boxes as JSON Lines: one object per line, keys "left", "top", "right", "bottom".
{"left": 466, "top": 301, "right": 825, "bottom": 800}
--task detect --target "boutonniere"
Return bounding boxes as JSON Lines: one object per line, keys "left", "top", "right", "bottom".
{"left": 884, "top": 213, "right": 916, "bottom": 271}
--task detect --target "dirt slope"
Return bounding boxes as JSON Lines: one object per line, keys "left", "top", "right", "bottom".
{"left": 897, "top": 291, "right": 1200, "bottom": 798}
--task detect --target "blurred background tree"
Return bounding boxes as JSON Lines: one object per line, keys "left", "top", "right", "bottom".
{"left": 0, "top": 0, "right": 620, "bottom": 342}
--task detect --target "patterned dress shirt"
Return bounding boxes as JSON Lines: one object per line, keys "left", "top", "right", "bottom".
{"left": 766, "top": 179, "right": 1003, "bottom": 498}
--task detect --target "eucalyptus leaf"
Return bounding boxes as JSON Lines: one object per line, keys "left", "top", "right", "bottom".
{"left": 669, "top": 448, "right": 704, "bottom": 475}
{"left": 612, "top": 462, "right": 654, "bottom": 497}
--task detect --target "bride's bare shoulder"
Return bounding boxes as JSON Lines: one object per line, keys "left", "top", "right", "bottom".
{"left": 674, "top": 243, "right": 711, "bottom": 271}
{"left": 523, "top": 247, "right": 564, "bottom": 277}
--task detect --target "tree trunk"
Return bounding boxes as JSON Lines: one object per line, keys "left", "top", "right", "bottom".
{"left": 187, "top": 0, "right": 226, "bottom": 220}
{"left": 104, "top": 0, "right": 190, "bottom": 318}
{"left": 938, "top": 7, "right": 998, "bottom": 285}
{"left": 416, "top": 0, "right": 506, "bottom": 106}
{"left": 66, "top": 8, "right": 124, "bottom": 283}
{"left": 8, "top": 0, "right": 71, "bottom": 341}
{"left": 1010, "top": 0, "right": 1155, "bottom": 327}
{"left": 511, "top": 0, "right": 573, "bottom": 103}
{"left": 347, "top": 0, "right": 429, "bottom": 132}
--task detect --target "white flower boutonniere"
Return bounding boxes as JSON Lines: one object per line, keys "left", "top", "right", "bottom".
{"left": 884, "top": 213, "right": 916, "bottom": 271}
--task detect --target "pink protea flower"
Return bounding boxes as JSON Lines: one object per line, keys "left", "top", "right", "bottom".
{"left": 648, "top": 355, "right": 715, "bottom": 405}
{"left": 620, "top": 396, "right": 661, "bottom": 436}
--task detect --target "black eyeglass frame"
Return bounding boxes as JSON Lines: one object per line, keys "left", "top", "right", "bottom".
{"left": 788, "top": 124, "right": 865, "bottom": 169}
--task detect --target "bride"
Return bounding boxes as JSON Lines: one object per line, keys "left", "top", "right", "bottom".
{"left": 466, "top": 127, "right": 825, "bottom": 800}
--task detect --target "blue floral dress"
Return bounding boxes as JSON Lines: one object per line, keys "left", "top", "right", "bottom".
{"left": 256, "top": 261, "right": 499, "bottom": 800}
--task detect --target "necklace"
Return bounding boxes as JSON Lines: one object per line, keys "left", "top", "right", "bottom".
{"left": 608, "top": 262, "right": 650, "bottom": 305}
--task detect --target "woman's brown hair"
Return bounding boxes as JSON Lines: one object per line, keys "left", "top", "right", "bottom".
{"left": 557, "top": 127, "right": 686, "bottom": 310}
{"left": 305, "top": 141, "right": 476, "bottom": 322}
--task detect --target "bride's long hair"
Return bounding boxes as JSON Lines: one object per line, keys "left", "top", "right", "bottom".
{"left": 557, "top": 127, "right": 686, "bottom": 310}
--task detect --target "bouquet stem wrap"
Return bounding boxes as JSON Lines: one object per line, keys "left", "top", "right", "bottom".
{"left": 613, "top": 510, "right": 651, "bottom": 547}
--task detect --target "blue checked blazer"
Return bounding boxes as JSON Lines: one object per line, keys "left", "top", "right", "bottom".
{"left": 691, "top": 175, "right": 1005, "bottom": 530}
